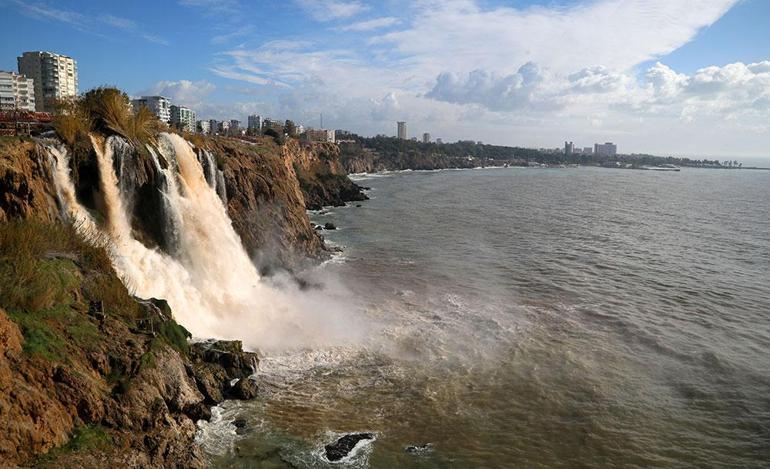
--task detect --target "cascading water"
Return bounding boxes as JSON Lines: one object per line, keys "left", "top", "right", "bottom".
{"left": 48, "top": 132, "right": 363, "bottom": 350}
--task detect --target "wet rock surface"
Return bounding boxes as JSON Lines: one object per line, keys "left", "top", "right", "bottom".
{"left": 324, "top": 433, "right": 375, "bottom": 462}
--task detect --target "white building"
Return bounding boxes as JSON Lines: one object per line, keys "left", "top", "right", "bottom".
{"left": 218, "top": 120, "right": 230, "bottom": 134}
{"left": 397, "top": 121, "right": 407, "bottom": 139}
{"left": 170, "top": 105, "right": 196, "bottom": 132}
{"left": 247, "top": 114, "right": 261, "bottom": 133}
{"left": 0, "top": 71, "right": 36, "bottom": 111}
{"left": 197, "top": 120, "right": 210, "bottom": 134}
{"left": 131, "top": 96, "right": 172, "bottom": 123}
{"left": 594, "top": 142, "right": 617, "bottom": 157}
{"left": 422, "top": 132, "right": 431, "bottom": 143}
{"left": 17, "top": 51, "right": 77, "bottom": 112}
{"left": 304, "top": 128, "right": 336, "bottom": 143}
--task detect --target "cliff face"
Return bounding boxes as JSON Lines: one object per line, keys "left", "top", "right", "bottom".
{"left": 210, "top": 137, "right": 328, "bottom": 271}
{"left": 212, "top": 137, "right": 367, "bottom": 269}
{"left": 0, "top": 219, "right": 258, "bottom": 467}
{"left": 0, "top": 138, "right": 60, "bottom": 222}
{"left": 286, "top": 140, "right": 368, "bottom": 210}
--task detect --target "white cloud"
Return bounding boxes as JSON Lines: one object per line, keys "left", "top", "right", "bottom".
{"left": 204, "top": 0, "right": 770, "bottom": 156}
{"left": 142, "top": 80, "right": 217, "bottom": 108}
{"left": 339, "top": 17, "right": 400, "bottom": 32}
{"left": 296, "top": 0, "right": 368, "bottom": 21}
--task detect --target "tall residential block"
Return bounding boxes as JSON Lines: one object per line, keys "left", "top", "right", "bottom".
{"left": 229, "top": 119, "right": 241, "bottom": 135}
{"left": 397, "top": 121, "right": 407, "bottom": 139}
{"left": 17, "top": 51, "right": 77, "bottom": 112}
{"left": 170, "top": 105, "right": 196, "bottom": 132}
{"left": 564, "top": 141, "right": 574, "bottom": 155}
{"left": 0, "top": 71, "right": 36, "bottom": 111}
{"left": 594, "top": 142, "right": 617, "bottom": 157}
{"left": 131, "top": 96, "right": 172, "bottom": 123}
{"left": 422, "top": 132, "right": 431, "bottom": 143}
{"left": 197, "top": 120, "right": 211, "bottom": 134}
{"left": 247, "top": 114, "right": 262, "bottom": 133}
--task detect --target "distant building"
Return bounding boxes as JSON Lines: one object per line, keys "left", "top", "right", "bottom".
{"left": 247, "top": 114, "right": 261, "bottom": 133}
{"left": 564, "top": 141, "right": 574, "bottom": 155}
{"left": 218, "top": 120, "right": 230, "bottom": 134}
{"left": 0, "top": 71, "right": 36, "bottom": 111}
{"left": 583, "top": 147, "right": 593, "bottom": 155}
{"left": 422, "top": 132, "right": 431, "bottom": 143}
{"left": 131, "top": 96, "right": 172, "bottom": 123}
{"left": 196, "top": 120, "right": 210, "bottom": 134}
{"left": 170, "top": 105, "right": 196, "bottom": 132}
{"left": 397, "top": 121, "right": 407, "bottom": 140}
{"left": 208, "top": 119, "right": 219, "bottom": 134}
{"left": 303, "top": 128, "right": 336, "bottom": 143}
{"left": 229, "top": 119, "right": 241, "bottom": 133}
{"left": 436, "top": 138, "right": 443, "bottom": 144}
{"left": 17, "top": 51, "right": 77, "bottom": 113}
{"left": 261, "top": 118, "right": 284, "bottom": 134}
{"left": 594, "top": 142, "right": 617, "bottom": 157}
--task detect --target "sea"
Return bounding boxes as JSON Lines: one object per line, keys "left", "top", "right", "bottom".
{"left": 198, "top": 166, "right": 770, "bottom": 467}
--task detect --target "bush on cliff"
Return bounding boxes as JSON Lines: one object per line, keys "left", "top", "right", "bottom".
{"left": 54, "top": 87, "right": 162, "bottom": 149}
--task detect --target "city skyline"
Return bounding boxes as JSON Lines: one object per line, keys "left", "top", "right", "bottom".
{"left": 1, "top": 1, "right": 770, "bottom": 160}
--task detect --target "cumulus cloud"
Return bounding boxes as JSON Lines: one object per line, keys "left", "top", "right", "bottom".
{"left": 203, "top": 0, "right": 770, "bottom": 155}
{"left": 142, "top": 80, "right": 217, "bottom": 108}
{"left": 426, "top": 63, "right": 557, "bottom": 112}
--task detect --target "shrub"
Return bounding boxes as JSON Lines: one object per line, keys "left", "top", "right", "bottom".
{"left": 54, "top": 87, "right": 162, "bottom": 148}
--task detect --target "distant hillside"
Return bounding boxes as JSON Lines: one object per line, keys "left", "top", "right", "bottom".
{"left": 338, "top": 135, "right": 728, "bottom": 172}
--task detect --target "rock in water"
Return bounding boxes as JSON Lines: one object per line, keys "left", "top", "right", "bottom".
{"left": 324, "top": 222, "right": 337, "bottom": 230}
{"left": 324, "top": 433, "right": 374, "bottom": 461}
{"left": 227, "top": 377, "right": 258, "bottom": 400}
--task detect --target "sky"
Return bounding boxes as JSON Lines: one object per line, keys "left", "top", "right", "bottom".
{"left": 1, "top": 0, "right": 769, "bottom": 159}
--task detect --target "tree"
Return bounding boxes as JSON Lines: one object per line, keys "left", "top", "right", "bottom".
{"left": 284, "top": 119, "right": 297, "bottom": 137}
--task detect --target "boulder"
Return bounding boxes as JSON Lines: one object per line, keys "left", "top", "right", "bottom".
{"left": 324, "top": 222, "right": 336, "bottom": 230}
{"left": 227, "top": 377, "right": 258, "bottom": 400}
{"left": 324, "top": 433, "right": 374, "bottom": 462}
{"left": 191, "top": 340, "right": 258, "bottom": 380}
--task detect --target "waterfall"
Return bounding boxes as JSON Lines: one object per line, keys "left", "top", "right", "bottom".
{"left": 47, "top": 133, "right": 360, "bottom": 350}
{"left": 196, "top": 148, "right": 226, "bottom": 205}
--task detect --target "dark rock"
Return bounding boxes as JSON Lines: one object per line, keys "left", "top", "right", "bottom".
{"left": 227, "top": 377, "right": 258, "bottom": 400}
{"left": 355, "top": 204, "right": 362, "bottom": 207}
{"left": 323, "top": 222, "right": 336, "bottom": 230}
{"left": 314, "top": 224, "right": 323, "bottom": 231}
{"left": 183, "top": 402, "right": 212, "bottom": 422}
{"left": 232, "top": 417, "right": 248, "bottom": 435}
{"left": 191, "top": 340, "right": 259, "bottom": 380}
{"left": 190, "top": 361, "right": 228, "bottom": 404}
{"left": 324, "top": 433, "right": 374, "bottom": 462}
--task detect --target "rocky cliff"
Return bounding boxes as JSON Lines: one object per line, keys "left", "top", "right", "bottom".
{"left": 207, "top": 137, "right": 366, "bottom": 271}
{"left": 0, "top": 128, "right": 366, "bottom": 466}
{"left": 0, "top": 219, "right": 258, "bottom": 467}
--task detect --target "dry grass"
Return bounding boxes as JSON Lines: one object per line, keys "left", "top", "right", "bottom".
{"left": 53, "top": 87, "right": 162, "bottom": 148}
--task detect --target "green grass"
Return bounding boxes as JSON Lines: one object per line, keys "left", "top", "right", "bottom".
{"left": 39, "top": 424, "right": 114, "bottom": 462}
{"left": 157, "top": 320, "right": 191, "bottom": 355}
{"left": 0, "top": 220, "right": 139, "bottom": 361}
